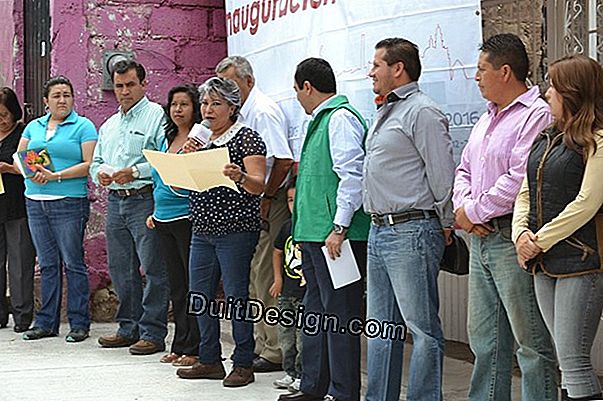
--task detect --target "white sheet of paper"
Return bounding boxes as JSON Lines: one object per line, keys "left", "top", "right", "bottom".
{"left": 12, "top": 152, "right": 25, "bottom": 177}
{"left": 143, "top": 148, "right": 239, "bottom": 193}
{"left": 321, "top": 240, "right": 361, "bottom": 289}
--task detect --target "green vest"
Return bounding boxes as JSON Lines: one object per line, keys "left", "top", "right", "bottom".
{"left": 292, "top": 95, "right": 370, "bottom": 242}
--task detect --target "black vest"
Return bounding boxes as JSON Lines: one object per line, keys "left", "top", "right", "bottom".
{"left": 526, "top": 128, "right": 603, "bottom": 276}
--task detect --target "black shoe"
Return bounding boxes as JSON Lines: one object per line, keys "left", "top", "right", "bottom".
{"left": 278, "top": 392, "right": 323, "bottom": 401}
{"left": 23, "top": 327, "right": 56, "bottom": 340}
{"left": 66, "top": 329, "right": 89, "bottom": 343}
{"left": 13, "top": 325, "right": 30, "bottom": 333}
{"left": 253, "top": 356, "right": 282, "bottom": 373}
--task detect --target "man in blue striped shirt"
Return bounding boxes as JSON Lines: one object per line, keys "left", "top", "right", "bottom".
{"left": 90, "top": 60, "right": 169, "bottom": 356}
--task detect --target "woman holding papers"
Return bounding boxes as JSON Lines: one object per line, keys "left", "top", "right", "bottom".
{"left": 512, "top": 55, "right": 603, "bottom": 401}
{"left": 0, "top": 87, "right": 35, "bottom": 333}
{"left": 176, "top": 77, "right": 266, "bottom": 387}
{"left": 17, "top": 76, "right": 98, "bottom": 343}
{"left": 146, "top": 84, "right": 200, "bottom": 366}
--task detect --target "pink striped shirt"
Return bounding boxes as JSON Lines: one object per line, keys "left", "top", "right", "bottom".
{"left": 453, "top": 86, "right": 552, "bottom": 224}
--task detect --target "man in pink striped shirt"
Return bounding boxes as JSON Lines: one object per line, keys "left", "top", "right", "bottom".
{"left": 453, "top": 34, "right": 558, "bottom": 401}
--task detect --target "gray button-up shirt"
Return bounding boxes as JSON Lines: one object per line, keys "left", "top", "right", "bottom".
{"left": 362, "top": 81, "right": 455, "bottom": 227}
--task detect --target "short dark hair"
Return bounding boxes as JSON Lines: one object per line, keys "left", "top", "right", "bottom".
{"left": 480, "top": 33, "right": 529, "bottom": 82}
{"left": 294, "top": 58, "right": 336, "bottom": 93}
{"left": 0, "top": 87, "right": 23, "bottom": 122}
{"left": 164, "top": 84, "right": 201, "bottom": 145}
{"left": 112, "top": 60, "right": 146, "bottom": 83}
{"left": 43, "top": 75, "right": 73, "bottom": 99}
{"left": 375, "top": 38, "right": 422, "bottom": 81}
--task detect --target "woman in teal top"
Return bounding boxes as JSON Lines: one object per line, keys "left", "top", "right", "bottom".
{"left": 16, "top": 76, "right": 98, "bottom": 343}
{"left": 146, "top": 84, "right": 200, "bottom": 366}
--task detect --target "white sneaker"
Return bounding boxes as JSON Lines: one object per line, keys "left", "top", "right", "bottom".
{"left": 288, "top": 378, "right": 301, "bottom": 392}
{"left": 273, "top": 374, "right": 295, "bottom": 389}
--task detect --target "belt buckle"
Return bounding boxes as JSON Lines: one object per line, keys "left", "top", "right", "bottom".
{"left": 387, "top": 214, "right": 394, "bottom": 225}
{"left": 124, "top": 188, "right": 132, "bottom": 197}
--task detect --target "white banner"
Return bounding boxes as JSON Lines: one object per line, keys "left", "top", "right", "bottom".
{"left": 225, "top": 0, "right": 485, "bottom": 162}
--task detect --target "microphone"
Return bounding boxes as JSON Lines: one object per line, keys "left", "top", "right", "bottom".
{"left": 188, "top": 120, "right": 212, "bottom": 147}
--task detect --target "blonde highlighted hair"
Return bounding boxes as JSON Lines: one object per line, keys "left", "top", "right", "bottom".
{"left": 548, "top": 54, "right": 603, "bottom": 160}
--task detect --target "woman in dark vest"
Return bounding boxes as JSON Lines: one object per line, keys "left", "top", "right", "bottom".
{"left": 512, "top": 54, "right": 603, "bottom": 401}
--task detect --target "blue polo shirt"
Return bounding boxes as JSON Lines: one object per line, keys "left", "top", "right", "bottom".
{"left": 151, "top": 138, "right": 190, "bottom": 222}
{"left": 22, "top": 110, "right": 98, "bottom": 198}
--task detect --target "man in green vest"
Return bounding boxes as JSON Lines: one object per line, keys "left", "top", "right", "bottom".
{"left": 278, "top": 58, "right": 369, "bottom": 401}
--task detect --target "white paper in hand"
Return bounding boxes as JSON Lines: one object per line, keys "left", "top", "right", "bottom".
{"left": 321, "top": 239, "right": 361, "bottom": 289}
{"left": 12, "top": 152, "right": 26, "bottom": 177}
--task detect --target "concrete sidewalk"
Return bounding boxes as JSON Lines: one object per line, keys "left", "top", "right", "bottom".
{"left": 0, "top": 320, "right": 520, "bottom": 401}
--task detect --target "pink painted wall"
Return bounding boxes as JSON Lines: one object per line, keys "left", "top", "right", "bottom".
{"left": 0, "top": 0, "right": 17, "bottom": 88}
{"left": 50, "top": 0, "right": 227, "bottom": 127}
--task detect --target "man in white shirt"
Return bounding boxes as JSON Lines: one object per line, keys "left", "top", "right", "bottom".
{"left": 216, "top": 56, "right": 294, "bottom": 372}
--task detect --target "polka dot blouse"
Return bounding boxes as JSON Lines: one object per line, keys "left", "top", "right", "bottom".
{"left": 189, "top": 125, "right": 267, "bottom": 236}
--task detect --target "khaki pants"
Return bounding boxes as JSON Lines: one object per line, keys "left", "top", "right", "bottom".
{"left": 250, "top": 187, "right": 290, "bottom": 363}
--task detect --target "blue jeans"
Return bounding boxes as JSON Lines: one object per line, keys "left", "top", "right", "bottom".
{"left": 26, "top": 197, "right": 90, "bottom": 333}
{"left": 106, "top": 192, "right": 169, "bottom": 345}
{"left": 534, "top": 272, "right": 603, "bottom": 399}
{"left": 468, "top": 227, "right": 558, "bottom": 401}
{"left": 189, "top": 230, "right": 259, "bottom": 368}
{"left": 365, "top": 218, "right": 444, "bottom": 401}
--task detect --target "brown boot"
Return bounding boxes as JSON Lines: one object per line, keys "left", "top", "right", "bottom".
{"left": 98, "top": 334, "right": 138, "bottom": 348}
{"left": 223, "top": 366, "right": 254, "bottom": 387}
{"left": 177, "top": 361, "right": 226, "bottom": 380}
{"left": 129, "top": 340, "right": 165, "bottom": 355}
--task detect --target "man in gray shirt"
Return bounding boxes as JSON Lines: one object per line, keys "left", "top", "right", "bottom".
{"left": 362, "top": 38, "right": 455, "bottom": 401}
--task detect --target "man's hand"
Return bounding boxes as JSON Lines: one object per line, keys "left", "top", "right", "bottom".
{"left": 325, "top": 230, "right": 345, "bottom": 260}
{"left": 112, "top": 167, "right": 135, "bottom": 185}
{"left": 454, "top": 206, "right": 474, "bottom": 232}
{"left": 515, "top": 230, "right": 541, "bottom": 269}
{"left": 472, "top": 223, "right": 495, "bottom": 237}
{"left": 269, "top": 278, "right": 282, "bottom": 298}
{"left": 146, "top": 215, "right": 155, "bottom": 230}
{"left": 443, "top": 228, "right": 454, "bottom": 245}
{"left": 97, "top": 172, "right": 113, "bottom": 186}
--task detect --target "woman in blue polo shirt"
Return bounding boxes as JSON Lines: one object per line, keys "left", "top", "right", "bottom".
{"left": 146, "top": 84, "right": 200, "bottom": 366}
{"left": 17, "top": 76, "right": 98, "bottom": 342}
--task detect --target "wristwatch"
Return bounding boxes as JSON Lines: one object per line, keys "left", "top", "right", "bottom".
{"left": 333, "top": 224, "right": 348, "bottom": 235}
{"left": 131, "top": 165, "right": 140, "bottom": 179}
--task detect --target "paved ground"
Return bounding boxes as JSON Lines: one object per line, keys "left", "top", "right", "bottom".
{"left": 0, "top": 319, "right": 521, "bottom": 401}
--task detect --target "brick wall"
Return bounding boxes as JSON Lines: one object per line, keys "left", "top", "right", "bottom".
{"left": 50, "top": 0, "right": 227, "bottom": 127}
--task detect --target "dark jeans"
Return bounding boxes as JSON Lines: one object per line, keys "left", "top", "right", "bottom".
{"left": 26, "top": 198, "right": 90, "bottom": 333}
{"left": 154, "top": 218, "right": 199, "bottom": 356}
{"left": 300, "top": 241, "right": 366, "bottom": 401}
{"left": 279, "top": 295, "right": 303, "bottom": 378}
{"left": 189, "top": 230, "right": 259, "bottom": 368}
{"left": 0, "top": 217, "right": 35, "bottom": 327}
{"left": 106, "top": 192, "right": 169, "bottom": 345}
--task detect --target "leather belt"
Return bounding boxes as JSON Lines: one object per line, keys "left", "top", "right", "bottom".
{"left": 486, "top": 214, "right": 512, "bottom": 230}
{"left": 371, "top": 210, "right": 437, "bottom": 227}
{"left": 109, "top": 184, "right": 153, "bottom": 198}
